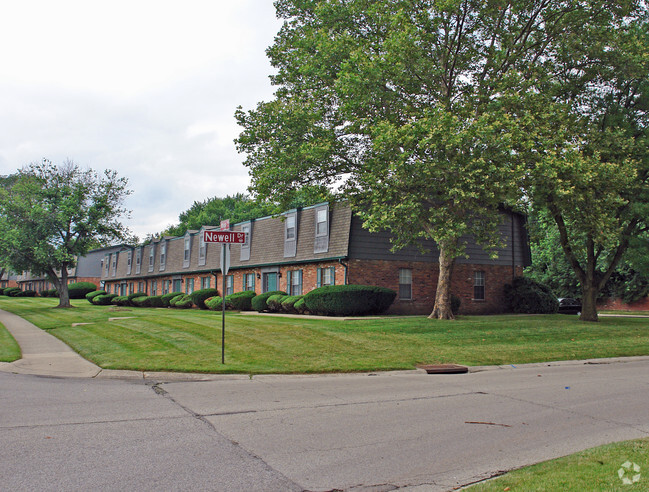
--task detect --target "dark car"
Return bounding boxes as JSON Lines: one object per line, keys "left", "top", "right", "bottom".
{"left": 558, "top": 297, "right": 581, "bottom": 314}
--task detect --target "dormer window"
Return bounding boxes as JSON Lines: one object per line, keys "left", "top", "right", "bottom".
{"left": 183, "top": 234, "right": 192, "bottom": 268}
{"left": 240, "top": 222, "right": 251, "bottom": 261}
{"left": 284, "top": 212, "right": 297, "bottom": 258}
{"left": 135, "top": 247, "right": 142, "bottom": 274}
{"left": 148, "top": 244, "right": 155, "bottom": 272}
{"left": 314, "top": 204, "right": 329, "bottom": 253}
{"left": 126, "top": 250, "right": 133, "bottom": 275}
{"left": 198, "top": 229, "right": 207, "bottom": 266}
{"left": 159, "top": 241, "right": 167, "bottom": 271}
{"left": 286, "top": 216, "right": 296, "bottom": 240}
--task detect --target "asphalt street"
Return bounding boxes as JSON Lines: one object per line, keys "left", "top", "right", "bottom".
{"left": 2, "top": 359, "right": 649, "bottom": 491}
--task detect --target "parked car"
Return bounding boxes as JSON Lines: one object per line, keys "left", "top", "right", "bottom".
{"left": 557, "top": 297, "right": 581, "bottom": 314}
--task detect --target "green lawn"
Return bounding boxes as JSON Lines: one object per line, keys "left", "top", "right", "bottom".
{"left": 0, "top": 321, "right": 21, "bottom": 362}
{"left": 1, "top": 297, "right": 648, "bottom": 374}
{"left": 467, "top": 437, "right": 649, "bottom": 491}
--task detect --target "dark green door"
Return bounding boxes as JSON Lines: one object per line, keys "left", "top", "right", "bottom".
{"left": 263, "top": 273, "right": 278, "bottom": 293}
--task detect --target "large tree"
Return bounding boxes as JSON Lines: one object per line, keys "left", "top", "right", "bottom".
{"left": 236, "top": 0, "right": 625, "bottom": 318}
{"left": 517, "top": 2, "right": 649, "bottom": 321}
{"left": 0, "top": 160, "right": 132, "bottom": 307}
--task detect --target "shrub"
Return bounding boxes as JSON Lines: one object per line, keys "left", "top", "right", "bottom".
{"left": 67, "top": 282, "right": 98, "bottom": 299}
{"left": 451, "top": 294, "right": 462, "bottom": 315}
{"left": 169, "top": 294, "right": 186, "bottom": 307}
{"left": 294, "top": 297, "right": 308, "bottom": 314}
{"left": 86, "top": 290, "right": 106, "bottom": 303}
{"left": 303, "top": 285, "right": 396, "bottom": 316}
{"left": 15, "top": 289, "right": 37, "bottom": 297}
{"left": 40, "top": 288, "right": 58, "bottom": 298}
{"left": 111, "top": 296, "right": 130, "bottom": 306}
{"left": 93, "top": 294, "right": 118, "bottom": 305}
{"left": 281, "top": 295, "right": 303, "bottom": 314}
{"left": 127, "top": 292, "right": 148, "bottom": 303}
{"left": 4, "top": 288, "right": 21, "bottom": 297}
{"left": 504, "top": 276, "right": 559, "bottom": 314}
{"left": 130, "top": 295, "right": 164, "bottom": 308}
{"left": 224, "top": 290, "right": 256, "bottom": 311}
{"left": 161, "top": 291, "right": 184, "bottom": 307}
{"left": 174, "top": 295, "right": 194, "bottom": 309}
{"left": 251, "top": 291, "right": 287, "bottom": 312}
{"left": 189, "top": 288, "right": 219, "bottom": 310}
{"left": 205, "top": 296, "right": 223, "bottom": 311}
{"left": 266, "top": 294, "right": 288, "bottom": 312}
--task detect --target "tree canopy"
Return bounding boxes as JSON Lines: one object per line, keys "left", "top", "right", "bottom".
{"left": 236, "top": 0, "right": 640, "bottom": 319}
{"left": 0, "top": 160, "right": 132, "bottom": 307}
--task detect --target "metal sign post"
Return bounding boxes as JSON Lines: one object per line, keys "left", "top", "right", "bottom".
{"left": 204, "top": 228, "right": 245, "bottom": 364}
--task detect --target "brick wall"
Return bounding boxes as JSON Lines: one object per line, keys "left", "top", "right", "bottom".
{"left": 598, "top": 296, "right": 649, "bottom": 312}
{"left": 347, "top": 259, "right": 523, "bottom": 315}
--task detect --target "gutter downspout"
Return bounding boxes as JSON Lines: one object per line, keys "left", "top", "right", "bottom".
{"left": 339, "top": 258, "right": 348, "bottom": 285}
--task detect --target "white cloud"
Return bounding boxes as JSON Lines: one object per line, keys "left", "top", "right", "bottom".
{"left": 0, "top": 0, "right": 282, "bottom": 240}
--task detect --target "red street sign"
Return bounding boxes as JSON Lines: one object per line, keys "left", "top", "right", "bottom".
{"left": 203, "top": 230, "right": 247, "bottom": 244}
{"left": 220, "top": 219, "right": 230, "bottom": 230}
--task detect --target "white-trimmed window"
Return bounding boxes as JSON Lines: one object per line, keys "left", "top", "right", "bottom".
{"left": 135, "top": 247, "right": 142, "bottom": 274}
{"left": 284, "top": 212, "right": 298, "bottom": 258}
{"left": 286, "top": 215, "right": 296, "bottom": 239}
{"left": 198, "top": 229, "right": 207, "bottom": 266}
{"left": 317, "top": 267, "right": 335, "bottom": 287}
{"left": 150, "top": 280, "right": 157, "bottom": 296}
{"left": 225, "top": 275, "right": 234, "bottom": 296}
{"left": 201, "top": 276, "right": 211, "bottom": 289}
{"left": 474, "top": 271, "right": 485, "bottom": 300}
{"left": 104, "top": 255, "right": 110, "bottom": 276}
{"left": 148, "top": 245, "right": 155, "bottom": 272}
{"left": 126, "top": 250, "right": 133, "bottom": 275}
{"left": 287, "top": 270, "right": 303, "bottom": 296}
{"left": 243, "top": 273, "right": 255, "bottom": 292}
{"left": 183, "top": 235, "right": 191, "bottom": 268}
{"left": 159, "top": 241, "right": 167, "bottom": 271}
{"left": 185, "top": 277, "right": 194, "bottom": 294}
{"left": 399, "top": 268, "right": 412, "bottom": 300}
{"left": 111, "top": 252, "right": 118, "bottom": 277}
{"left": 240, "top": 223, "right": 251, "bottom": 261}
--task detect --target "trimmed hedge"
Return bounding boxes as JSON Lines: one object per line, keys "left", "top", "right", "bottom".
{"left": 15, "top": 289, "right": 37, "bottom": 297}
{"left": 86, "top": 290, "right": 106, "bottom": 303}
{"left": 131, "top": 295, "right": 164, "bottom": 308}
{"left": 40, "top": 289, "right": 58, "bottom": 298}
{"left": 169, "top": 294, "right": 186, "bottom": 307}
{"left": 281, "top": 295, "right": 303, "bottom": 314}
{"left": 111, "top": 296, "right": 130, "bottom": 306}
{"left": 224, "top": 290, "right": 256, "bottom": 311}
{"left": 504, "top": 276, "right": 559, "bottom": 314}
{"left": 205, "top": 296, "right": 223, "bottom": 311}
{"left": 266, "top": 294, "right": 288, "bottom": 312}
{"left": 161, "top": 291, "right": 184, "bottom": 307}
{"left": 294, "top": 297, "right": 308, "bottom": 314}
{"left": 174, "top": 295, "right": 194, "bottom": 309}
{"left": 128, "top": 292, "right": 148, "bottom": 302}
{"left": 4, "top": 288, "right": 21, "bottom": 297}
{"left": 189, "top": 288, "right": 219, "bottom": 310}
{"left": 93, "top": 294, "right": 118, "bottom": 305}
{"left": 303, "top": 285, "right": 396, "bottom": 316}
{"left": 67, "top": 282, "right": 98, "bottom": 299}
{"left": 251, "top": 291, "right": 287, "bottom": 312}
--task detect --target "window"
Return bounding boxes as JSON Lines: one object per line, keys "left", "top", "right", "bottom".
{"left": 287, "top": 270, "right": 303, "bottom": 296}
{"left": 314, "top": 205, "right": 329, "bottom": 253}
{"left": 183, "top": 234, "right": 191, "bottom": 268}
{"left": 111, "top": 253, "right": 118, "bottom": 277}
{"left": 126, "top": 250, "right": 133, "bottom": 275}
{"left": 317, "top": 267, "right": 335, "bottom": 287}
{"left": 399, "top": 268, "right": 412, "bottom": 300}
{"left": 240, "top": 223, "right": 251, "bottom": 261}
{"left": 128, "top": 283, "right": 134, "bottom": 295}
{"left": 148, "top": 245, "right": 155, "bottom": 272}
{"left": 225, "top": 275, "right": 234, "bottom": 296}
{"left": 138, "top": 281, "right": 146, "bottom": 293}
{"left": 104, "top": 255, "right": 110, "bottom": 276}
{"left": 163, "top": 280, "right": 170, "bottom": 295}
{"left": 201, "top": 276, "right": 211, "bottom": 289}
{"left": 243, "top": 273, "right": 255, "bottom": 292}
{"left": 284, "top": 212, "right": 297, "bottom": 258}
{"left": 185, "top": 277, "right": 194, "bottom": 294}
{"left": 151, "top": 280, "right": 157, "bottom": 296}
{"left": 135, "top": 247, "right": 142, "bottom": 274}
{"left": 474, "top": 271, "right": 485, "bottom": 300}
{"left": 198, "top": 231, "right": 206, "bottom": 266}
{"left": 159, "top": 241, "right": 167, "bottom": 271}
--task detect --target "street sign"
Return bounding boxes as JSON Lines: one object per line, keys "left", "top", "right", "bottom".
{"left": 220, "top": 244, "right": 231, "bottom": 275}
{"left": 220, "top": 219, "right": 230, "bottom": 230}
{"left": 203, "top": 230, "right": 247, "bottom": 243}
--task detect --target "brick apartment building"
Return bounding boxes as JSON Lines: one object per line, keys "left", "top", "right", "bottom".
{"left": 101, "top": 202, "right": 531, "bottom": 315}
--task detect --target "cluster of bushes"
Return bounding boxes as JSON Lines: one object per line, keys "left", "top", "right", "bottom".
{"left": 0, "top": 287, "right": 37, "bottom": 297}
{"left": 504, "top": 276, "right": 559, "bottom": 314}
{"left": 205, "top": 290, "right": 257, "bottom": 311}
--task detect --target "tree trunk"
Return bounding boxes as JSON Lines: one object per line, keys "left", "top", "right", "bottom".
{"left": 580, "top": 283, "right": 598, "bottom": 322}
{"left": 55, "top": 266, "right": 71, "bottom": 308}
{"left": 429, "top": 241, "right": 456, "bottom": 320}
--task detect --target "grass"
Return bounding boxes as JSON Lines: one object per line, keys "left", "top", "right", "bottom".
{"left": 1, "top": 297, "right": 648, "bottom": 374}
{"left": 0, "top": 321, "right": 21, "bottom": 362}
{"left": 467, "top": 437, "right": 649, "bottom": 491}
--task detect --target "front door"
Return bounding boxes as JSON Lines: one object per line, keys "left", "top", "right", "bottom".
{"left": 263, "top": 273, "right": 278, "bottom": 293}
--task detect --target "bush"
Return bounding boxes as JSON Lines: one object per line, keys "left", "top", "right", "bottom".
{"left": 224, "top": 290, "right": 256, "bottom": 311}
{"left": 251, "top": 291, "right": 287, "bottom": 312}
{"left": 451, "top": 294, "right": 462, "bottom": 315}
{"left": 169, "top": 294, "right": 186, "bottom": 307}
{"left": 40, "top": 288, "right": 58, "bottom": 298}
{"left": 128, "top": 291, "right": 148, "bottom": 302}
{"left": 130, "top": 295, "right": 164, "bottom": 308}
{"left": 504, "top": 276, "right": 559, "bottom": 314}
{"left": 4, "top": 288, "right": 21, "bottom": 297}
{"left": 303, "top": 285, "right": 396, "bottom": 316}
{"left": 15, "top": 289, "right": 37, "bottom": 297}
{"left": 93, "top": 294, "right": 118, "bottom": 305}
{"left": 67, "top": 282, "right": 98, "bottom": 299}
{"left": 173, "top": 295, "right": 194, "bottom": 309}
{"left": 189, "top": 288, "right": 219, "bottom": 310}
{"left": 266, "top": 294, "right": 289, "bottom": 312}
{"left": 111, "top": 296, "right": 130, "bottom": 306}
{"left": 205, "top": 296, "right": 223, "bottom": 311}
{"left": 294, "top": 297, "right": 308, "bottom": 314}
{"left": 281, "top": 295, "right": 303, "bottom": 314}
{"left": 161, "top": 291, "right": 184, "bottom": 307}
{"left": 86, "top": 290, "right": 106, "bottom": 302}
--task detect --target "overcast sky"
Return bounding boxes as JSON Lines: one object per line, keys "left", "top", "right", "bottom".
{"left": 0, "top": 1, "right": 283, "bottom": 240}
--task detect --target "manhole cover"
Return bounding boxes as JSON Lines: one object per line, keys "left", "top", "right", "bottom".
{"left": 417, "top": 364, "right": 469, "bottom": 374}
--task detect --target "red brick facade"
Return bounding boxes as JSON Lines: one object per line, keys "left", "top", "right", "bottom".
{"left": 598, "top": 296, "right": 649, "bottom": 312}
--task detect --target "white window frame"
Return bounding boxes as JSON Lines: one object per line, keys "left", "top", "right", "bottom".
{"left": 399, "top": 268, "right": 412, "bottom": 300}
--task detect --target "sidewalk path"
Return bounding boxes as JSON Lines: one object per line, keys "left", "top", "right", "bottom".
{"left": 0, "top": 309, "right": 101, "bottom": 377}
